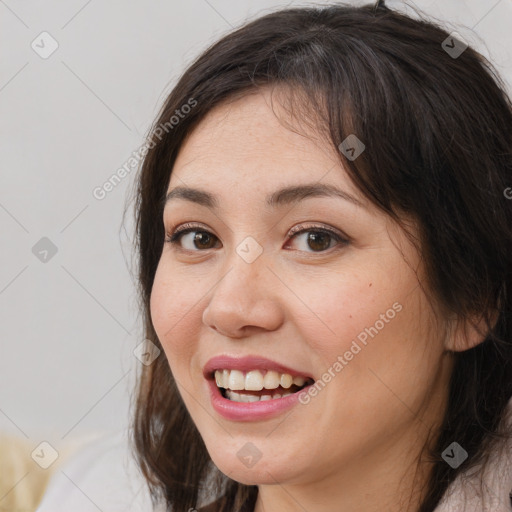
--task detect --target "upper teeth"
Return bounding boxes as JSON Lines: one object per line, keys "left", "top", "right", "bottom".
{"left": 214, "top": 369, "right": 306, "bottom": 391}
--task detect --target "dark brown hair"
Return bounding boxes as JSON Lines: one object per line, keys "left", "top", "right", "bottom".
{"left": 128, "top": 1, "right": 512, "bottom": 511}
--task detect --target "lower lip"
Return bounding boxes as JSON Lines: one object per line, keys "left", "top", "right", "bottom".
{"left": 207, "top": 379, "right": 306, "bottom": 421}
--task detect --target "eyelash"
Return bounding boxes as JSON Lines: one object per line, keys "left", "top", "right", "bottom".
{"left": 164, "top": 222, "right": 349, "bottom": 253}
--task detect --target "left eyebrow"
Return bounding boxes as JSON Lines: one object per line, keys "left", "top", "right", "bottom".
{"left": 164, "top": 182, "right": 364, "bottom": 210}
{"left": 266, "top": 183, "right": 364, "bottom": 208}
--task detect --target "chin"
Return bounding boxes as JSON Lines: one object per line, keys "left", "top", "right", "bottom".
{"left": 205, "top": 441, "right": 301, "bottom": 486}
{"left": 214, "top": 459, "right": 291, "bottom": 486}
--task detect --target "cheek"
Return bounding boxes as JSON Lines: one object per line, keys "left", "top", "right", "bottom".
{"left": 149, "top": 263, "right": 203, "bottom": 366}
{"left": 285, "top": 268, "right": 387, "bottom": 361}
{"left": 292, "top": 263, "right": 432, "bottom": 387}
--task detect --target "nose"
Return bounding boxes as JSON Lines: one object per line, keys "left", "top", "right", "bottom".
{"left": 202, "top": 255, "right": 285, "bottom": 338}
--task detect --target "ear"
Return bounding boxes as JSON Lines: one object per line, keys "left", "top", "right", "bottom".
{"left": 444, "top": 311, "right": 498, "bottom": 353}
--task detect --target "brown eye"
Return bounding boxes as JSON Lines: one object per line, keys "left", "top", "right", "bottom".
{"left": 191, "top": 231, "right": 217, "bottom": 250}
{"left": 305, "top": 232, "right": 332, "bottom": 251}
{"left": 286, "top": 225, "right": 349, "bottom": 253}
{"left": 166, "top": 227, "right": 221, "bottom": 251}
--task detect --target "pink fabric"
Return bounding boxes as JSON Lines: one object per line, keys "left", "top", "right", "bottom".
{"left": 434, "top": 397, "right": 512, "bottom": 511}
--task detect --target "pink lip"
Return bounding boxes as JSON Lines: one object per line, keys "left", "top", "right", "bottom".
{"left": 203, "top": 355, "right": 313, "bottom": 422}
{"left": 206, "top": 379, "right": 311, "bottom": 421}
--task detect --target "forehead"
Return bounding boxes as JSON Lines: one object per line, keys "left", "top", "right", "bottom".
{"left": 168, "top": 89, "right": 362, "bottom": 204}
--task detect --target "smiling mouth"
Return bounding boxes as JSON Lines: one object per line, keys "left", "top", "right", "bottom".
{"left": 214, "top": 369, "right": 314, "bottom": 403}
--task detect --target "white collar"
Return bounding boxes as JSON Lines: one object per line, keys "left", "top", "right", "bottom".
{"left": 434, "top": 396, "right": 512, "bottom": 511}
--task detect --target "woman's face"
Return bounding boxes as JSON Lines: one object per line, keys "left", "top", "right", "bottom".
{"left": 150, "top": 89, "right": 453, "bottom": 490}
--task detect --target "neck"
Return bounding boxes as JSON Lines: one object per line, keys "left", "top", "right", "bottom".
{"left": 255, "top": 432, "right": 436, "bottom": 511}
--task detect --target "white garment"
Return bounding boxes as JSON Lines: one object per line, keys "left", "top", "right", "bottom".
{"left": 38, "top": 399, "right": 512, "bottom": 512}
{"left": 433, "top": 396, "right": 512, "bottom": 512}
{"left": 36, "top": 429, "right": 161, "bottom": 512}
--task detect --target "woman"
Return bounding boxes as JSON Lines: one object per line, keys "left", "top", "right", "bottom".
{"left": 131, "top": 1, "right": 512, "bottom": 511}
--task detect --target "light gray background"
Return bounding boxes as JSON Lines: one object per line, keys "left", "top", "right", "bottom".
{"left": 1, "top": 0, "right": 511, "bottom": 450}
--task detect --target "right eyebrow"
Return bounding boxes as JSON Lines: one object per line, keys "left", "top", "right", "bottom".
{"left": 164, "top": 186, "right": 218, "bottom": 209}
